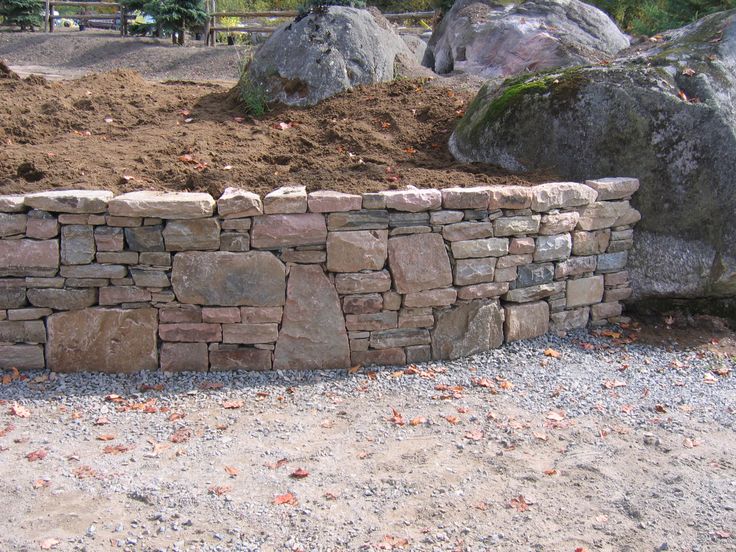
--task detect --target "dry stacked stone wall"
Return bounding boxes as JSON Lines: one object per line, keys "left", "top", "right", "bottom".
{"left": 0, "top": 178, "right": 640, "bottom": 373}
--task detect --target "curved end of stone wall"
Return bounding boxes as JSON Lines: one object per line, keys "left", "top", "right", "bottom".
{"left": 0, "top": 178, "right": 640, "bottom": 373}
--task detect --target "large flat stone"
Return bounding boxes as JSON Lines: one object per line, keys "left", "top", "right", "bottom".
{"left": 27, "top": 288, "right": 97, "bottom": 310}
{"left": 251, "top": 214, "right": 327, "bottom": 249}
{"left": 441, "top": 187, "right": 490, "bottom": 210}
{"left": 24, "top": 190, "right": 113, "bottom": 213}
{"left": 217, "top": 188, "right": 263, "bottom": 218}
{"left": 486, "top": 185, "right": 532, "bottom": 210}
{"left": 572, "top": 230, "right": 610, "bottom": 256}
{"left": 0, "top": 287, "right": 27, "bottom": 308}
{"left": 326, "top": 230, "right": 387, "bottom": 272}
{"left": 551, "top": 307, "right": 590, "bottom": 332}
{"left": 516, "top": 263, "right": 554, "bottom": 288}
{"left": 0, "top": 195, "right": 25, "bottom": 213}
{"left": 432, "top": 300, "right": 503, "bottom": 360}
{"left": 539, "top": 212, "right": 580, "bottom": 235}
{"left": 567, "top": 276, "right": 605, "bottom": 307}
{"left": 555, "top": 256, "right": 597, "bottom": 279}
{"left": 388, "top": 233, "right": 452, "bottom": 293}
{"left": 160, "top": 342, "right": 209, "bottom": 372}
{"left": 381, "top": 189, "right": 442, "bottom": 212}
{"left": 308, "top": 191, "right": 362, "bottom": 213}
{"left": 334, "top": 271, "right": 392, "bottom": 294}
{"left": 0, "top": 240, "right": 59, "bottom": 277}
{"left": 0, "top": 320, "right": 46, "bottom": 343}
{"left": 369, "top": 328, "right": 430, "bottom": 349}
{"left": 454, "top": 257, "right": 496, "bottom": 286}
{"left": 504, "top": 301, "right": 549, "bottom": 341}
{"left": 493, "top": 215, "right": 541, "bottom": 237}
{"left": 442, "top": 222, "right": 493, "bottom": 242}
{"left": 108, "top": 192, "right": 215, "bottom": 219}
{"left": 351, "top": 348, "right": 406, "bottom": 367}
{"left": 172, "top": 251, "right": 285, "bottom": 306}
{"left": 0, "top": 213, "right": 27, "bottom": 237}
{"left": 597, "top": 251, "right": 628, "bottom": 273}
{"left": 158, "top": 323, "right": 222, "bottom": 342}
{"left": 403, "top": 288, "right": 457, "bottom": 308}
{"left": 534, "top": 234, "right": 572, "bottom": 262}
{"left": 0, "top": 344, "right": 45, "bottom": 369}
{"left": 504, "top": 282, "right": 565, "bottom": 303}
{"left": 46, "top": 308, "right": 158, "bottom": 372}
{"left": 163, "top": 219, "right": 221, "bottom": 251}
{"left": 209, "top": 347, "right": 272, "bottom": 371}
{"left": 531, "top": 182, "right": 597, "bottom": 212}
{"left": 451, "top": 238, "right": 508, "bottom": 259}
{"left": 264, "top": 186, "right": 308, "bottom": 214}
{"left": 584, "top": 177, "right": 640, "bottom": 201}
{"left": 222, "top": 323, "right": 279, "bottom": 344}
{"left": 61, "top": 225, "right": 95, "bottom": 265}
{"left": 273, "top": 265, "right": 350, "bottom": 370}
{"left": 576, "top": 201, "right": 631, "bottom": 231}
{"left": 124, "top": 225, "right": 164, "bottom": 252}
{"left": 457, "top": 282, "right": 509, "bottom": 300}
{"left": 327, "top": 210, "right": 389, "bottom": 231}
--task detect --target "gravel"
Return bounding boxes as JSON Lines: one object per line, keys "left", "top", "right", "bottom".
{"left": 0, "top": 30, "right": 248, "bottom": 81}
{"left": 0, "top": 326, "right": 734, "bottom": 551}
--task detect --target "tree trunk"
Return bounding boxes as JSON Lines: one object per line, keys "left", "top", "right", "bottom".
{"left": 178, "top": 26, "right": 185, "bottom": 45}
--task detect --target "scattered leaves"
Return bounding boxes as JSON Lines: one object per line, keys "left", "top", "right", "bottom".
{"left": 223, "top": 399, "right": 244, "bottom": 409}
{"left": 209, "top": 485, "right": 232, "bottom": 496}
{"left": 543, "top": 348, "right": 562, "bottom": 359}
{"left": 73, "top": 465, "right": 97, "bottom": 479}
{"left": 9, "top": 404, "right": 30, "bottom": 418}
{"left": 509, "top": 495, "right": 529, "bottom": 512}
{"left": 273, "top": 492, "right": 298, "bottom": 506}
{"left": 290, "top": 468, "right": 309, "bottom": 479}
{"left": 103, "top": 444, "right": 134, "bottom": 454}
{"left": 26, "top": 448, "right": 47, "bottom": 462}
{"left": 388, "top": 408, "right": 405, "bottom": 426}
{"left": 169, "top": 428, "right": 192, "bottom": 444}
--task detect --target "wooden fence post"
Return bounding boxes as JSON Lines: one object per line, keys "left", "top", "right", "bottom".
{"left": 48, "top": 2, "right": 54, "bottom": 32}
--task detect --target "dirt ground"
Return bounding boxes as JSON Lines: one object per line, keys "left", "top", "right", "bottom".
{"left": 0, "top": 65, "right": 548, "bottom": 198}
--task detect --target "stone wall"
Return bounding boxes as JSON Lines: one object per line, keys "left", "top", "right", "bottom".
{"left": 0, "top": 179, "right": 640, "bottom": 373}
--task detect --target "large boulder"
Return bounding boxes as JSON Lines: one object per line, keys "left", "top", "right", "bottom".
{"left": 450, "top": 11, "right": 736, "bottom": 301}
{"left": 423, "top": 0, "right": 628, "bottom": 78}
{"left": 247, "top": 6, "right": 418, "bottom": 107}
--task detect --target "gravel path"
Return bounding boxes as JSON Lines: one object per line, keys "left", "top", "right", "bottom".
{"left": 1, "top": 328, "right": 734, "bottom": 551}
{"left": 0, "top": 31, "right": 247, "bottom": 81}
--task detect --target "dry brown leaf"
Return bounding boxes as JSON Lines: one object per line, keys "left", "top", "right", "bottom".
{"left": 223, "top": 399, "right": 244, "bottom": 409}
{"left": 9, "top": 403, "right": 30, "bottom": 418}
{"left": 26, "top": 448, "right": 47, "bottom": 462}
{"left": 543, "top": 469, "right": 557, "bottom": 476}
{"left": 510, "top": 495, "right": 529, "bottom": 512}
{"left": 94, "top": 417, "right": 110, "bottom": 426}
{"left": 389, "top": 408, "right": 405, "bottom": 426}
{"left": 443, "top": 415, "right": 459, "bottom": 425}
{"left": 39, "top": 538, "right": 61, "bottom": 550}
{"left": 273, "top": 492, "right": 298, "bottom": 505}
{"left": 543, "top": 348, "right": 562, "bottom": 359}
{"left": 169, "top": 428, "right": 192, "bottom": 443}
{"left": 225, "top": 465, "right": 239, "bottom": 477}
{"left": 546, "top": 410, "right": 566, "bottom": 422}
{"left": 409, "top": 417, "right": 427, "bottom": 426}
{"left": 290, "top": 468, "right": 309, "bottom": 479}
{"left": 103, "top": 444, "right": 134, "bottom": 454}
{"left": 96, "top": 434, "right": 115, "bottom": 441}
{"left": 265, "top": 457, "right": 288, "bottom": 469}
{"left": 464, "top": 430, "right": 483, "bottom": 441}
{"left": 209, "top": 485, "right": 232, "bottom": 496}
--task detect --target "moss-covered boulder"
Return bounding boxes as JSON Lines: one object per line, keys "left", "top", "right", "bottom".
{"left": 450, "top": 11, "right": 736, "bottom": 300}
{"left": 423, "top": 0, "right": 629, "bottom": 78}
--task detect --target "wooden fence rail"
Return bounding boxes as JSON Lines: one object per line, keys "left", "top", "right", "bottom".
{"left": 46, "top": 1, "right": 130, "bottom": 35}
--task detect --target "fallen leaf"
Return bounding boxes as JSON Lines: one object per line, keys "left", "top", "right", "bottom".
{"left": 33, "top": 478, "right": 51, "bottom": 489}
{"left": 543, "top": 468, "right": 557, "bottom": 476}
{"left": 73, "top": 465, "right": 97, "bottom": 479}
{"left": 602, "top": 379, "right": 627, "bottom": 389}
{"left": 273, "top": 121, "right": 292, "bottom": 130}
{"left": 103, "top": 443, "right": 133, "bottom": 454}
{"left": 546, "top": 410, "right": 566, "bottom": 422}
{"left": 403, "top": 147, "right": 417, "bottom": 155}
{"left": 0, "top": 423, "right": 15, "bottom": 437}
{"left": 265, "top": 458, "right": 288, "bottom": 469}
{"left": 464, "top": 430, "right": 483, "bottom": 441}
{"left": 39, "top": 538, "right": 60, "bottom": 550}
{"left": 716, "top": 531, "right": 731, "bottom": 539}
{"left": 26, "top": 448, "right": 47, "bottom": 462}
{"left": 223, "top": 399, "right": 244, "bottom": 409}
{"left": 96, "top": 434, "right": 115, "bottom": 441}
{"left": 290, "top": 468, "right": 309, "bottom": 479}
{"left": 9, "top": 404, "right": 30, "bottom": 418}
{"left": 324, "top": 491, "right": 339, "bottom": 500}
{"left": 654, "top": 404, "right": 667, "bottom": 414}
{"left": 682, "top": 67, "right": 696, "bottom": 76}
{"left": 224, "top": 465, "right": 239, "bottom": 478}
{"left": 320, "top": 418, "right": 335, "bottom": 429}
{"left": 388, "top": 408, "right": 405, "bottom": 426}
{"left": 683, "top": 438, "right": 701, "bottom": 449}
{"left": 94, "top": 417, "right": 110, "bottom": 426}
{"left": 209, "top": 485, "right": 231, "bottom": 496}
{"left": 509, "top": 495, "right": 529, "bottom": 512}
{"left": 199, "top": 381, "right": 223, "bottom": 390}
{"left": 575, "top": 548, "right": 590, "bottom": 552}
{"left": 497, "top": 377, "right": 513, "bottom": 390}
{"left": 357, "top": 450, "right": 369, "bottom": 459}
{"left": 140, "top": 383, "right": 164, "bottom": 392}
{"left": 105, "top": 394, "right": 124, "bottom": 403}
{"left": 273, "top": 492, "right": 298, "bottom": 505}
{"left": 543, "top": 348, "right": 562, "bottom": 359}
{"left": 443, "top": 415, "right": 459, "bottom": 425}
{"left": 169, "top": 428, "right": 192, "bottom": 443}
{"left": 167, "top": 412, "right": 185, "bottom": 422}
{"left": 703, "top": 373, "right": 718, "bottom": 384}
{"left": 409, "top": 416, "right": 427, "bottom": 426}
{"left": 380, "top": 121, "right": 391, "bottom": 129}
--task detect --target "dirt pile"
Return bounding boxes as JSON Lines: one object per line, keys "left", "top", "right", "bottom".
{"left": 0, "top": 69, "right": 550, "bottom": 197}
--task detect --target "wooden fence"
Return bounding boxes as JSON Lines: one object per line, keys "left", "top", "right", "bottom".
{"left": 203, "top": 6, "right": 434, "bottom": 46}
{"left": 45, "top": 1, "right": 131, "bottom": 34}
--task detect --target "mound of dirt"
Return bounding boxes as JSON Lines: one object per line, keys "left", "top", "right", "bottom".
{"left": 0, "top": 69, "right": 550, "bottom": 197}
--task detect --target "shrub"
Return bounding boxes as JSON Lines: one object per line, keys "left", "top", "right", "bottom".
{"left": 0, "top": 0, "right": 44, "bottom": 31}
{"left": 237, "top": 58, "right": 269, "bottom": 116}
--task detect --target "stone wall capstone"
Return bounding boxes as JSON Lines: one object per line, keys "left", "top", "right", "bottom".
{"left": 0, "top": 179, "right": 640, "bottom": 372}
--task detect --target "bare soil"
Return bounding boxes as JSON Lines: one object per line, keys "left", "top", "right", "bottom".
{"left": 0, "top": 64, "right": 548, "bottom": 198}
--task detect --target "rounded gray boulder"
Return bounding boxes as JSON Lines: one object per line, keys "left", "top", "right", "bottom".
{"left": 247, "top": 6, "right": 418, "bottom": 107}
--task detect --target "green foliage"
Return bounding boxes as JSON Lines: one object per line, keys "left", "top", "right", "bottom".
{"left": 0, "top": 0, "right": 44, "bottom": 30}
{"left": 587, "top": 0, "right": 736, "bottom": 35}
{"left": 238, "top": 58, "right": 269, "bottom": 116}
{"left": 121, "top": 0, "right": 207, "bottom": 40}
